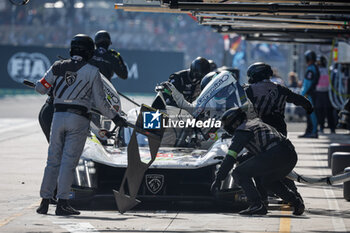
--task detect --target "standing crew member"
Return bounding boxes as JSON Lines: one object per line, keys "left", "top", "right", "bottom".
{"left": 244, "top": 62, "right": 313, "bottom": 203}
{"left": 162, "top": 57, "right": 210, "bottom": 106}
{"left": 315, "top": 56, "right": 336, "bottom": 133}
{"left": 35, "top": 34, "right": 127, "bottom": 216}
{"left": 211, "top": 107, "right": 305, "bottom": 215}
{"left": 89, "top": 30, "right": 128, "bottom": 127}
{"left": 245, "top": 62, "right": 313, "bottom": 136}
{"left": 299, "top": 50, "right": 319, "bottom": 138}
{"left": 89, "top": 30, "right": 128, "bottom": 81}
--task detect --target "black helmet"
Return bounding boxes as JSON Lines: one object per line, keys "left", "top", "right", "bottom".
{"left": 70, "top": 34, "right": 94, "bottom": 61}
{"left": 189, "top": 57, "right": 210, "bottom": 84}
{"left": 208, "top": 59, "right": 217, "bottom": 72}
{"left": 221, "top": 107, "right": 246, "bottom": 134}
{"left": 317, "top": 55, "right": 327, "bottom": 67}
{"left": 247, "top": 62, "right": 273, "bottom": 84}
{"left": 94, "top": 30, "right": 111, "bottom": 49}
{"left": 304, "top": 50, "right": 316, "bottom": 63}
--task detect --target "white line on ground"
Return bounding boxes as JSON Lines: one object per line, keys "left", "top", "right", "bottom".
{"left": 0, "top": 118, "right": 37, "bottom": 134}
{"left": 313, "top": 146, "right": 347, "bottom": 232}
{"left": 53, "top": 221, "right": 100, "bottom": 233}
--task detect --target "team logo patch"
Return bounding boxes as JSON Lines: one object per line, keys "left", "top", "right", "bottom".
{"left": 145, "top": 174, "right": 164, "bottom": 194}
{"left": 65, "top": 71, "right": 77, "bottom": 86}
{"left": 268, "top": 88, "right": 278, "bottom": 101}
{"left": 143, "top": 110, "right": 161, "bottom": 129}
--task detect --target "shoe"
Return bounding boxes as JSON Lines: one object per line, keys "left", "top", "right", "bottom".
{"left": 36, "top": 199, "right": 49, "bottom": 214}
{"left": 262, "top": 198, "right": 269, "bottom": 208}
{"left": 295, "top": 192, "right": 304, "bottom": 204}
{"left": 286, "top": 192, "right": 304, "bottom": 206}
{"left": 239, "top": 202, "right": 267, "bottom": 215}
{"left": 298, "top": 133, "right": 318, "bottom": 138}
{"left": 292, "top": 197, "right": 305, "bottom": 216}
{"left": 55, "top": 199, "right": 80, "bottom": 216}
{"left": 50, "top": 198, "right": 58, "bottom": 205}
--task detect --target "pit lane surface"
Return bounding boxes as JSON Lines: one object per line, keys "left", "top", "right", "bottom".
{"left": 1, "top": 95, "right": 350, "bottom": 233}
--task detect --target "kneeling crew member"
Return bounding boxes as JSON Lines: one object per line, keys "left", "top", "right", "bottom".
{"left": 245, "top": 62, "right": 314, "bottom": 202}
{"left": 211, "top": 107, "right": 304, "bottom": 215}
{"left": 35, "top": 34, "right": 127, "bottom": 216}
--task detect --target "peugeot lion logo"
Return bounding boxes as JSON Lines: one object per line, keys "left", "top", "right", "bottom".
{"left": 145, "top": 174, "right": 164, "bottom": 194}
{"left": 65, "top": 71, "right": 77, "bottom": 86}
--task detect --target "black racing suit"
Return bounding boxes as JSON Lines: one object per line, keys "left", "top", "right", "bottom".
{"left": 245, "top": 80, "right": 312, "bottom": 136}
{"left": 215, "top": 118, "right": 299, "bottom": 205}
{"left": 89, "top": 47, "right": 128, "bottom": 127}
{"left": 245, "top": 80, "right": 311, "bottom": 199}
{"left": 163, "top": 69, "right": 201, "bottom": 106}
{"left": 89, "top": 47, "right": 128, "bottom": 81}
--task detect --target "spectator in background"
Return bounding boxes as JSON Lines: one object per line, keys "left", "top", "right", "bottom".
{"left": 299, "top": 50, "right": 319, "bottom": 138}
{"left": 270, "top": 68, "right": 285, "bottom": 86}
{"left": 315, "top": 55, "right": 336, "bottom": 133}
{"left": 288, "top": 71, "right": 300, "bottom": 89}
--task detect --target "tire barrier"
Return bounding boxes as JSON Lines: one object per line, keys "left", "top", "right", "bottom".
{"left": 343, "top": 167, "right": 350, "bottom": 201}
{"left": 331, "top": 152, "right": 350, "bottom": 176}
{"left": 328, "top": 143, "right": 350, "bottom": 168}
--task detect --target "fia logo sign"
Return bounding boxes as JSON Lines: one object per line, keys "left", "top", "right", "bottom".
{"left": 7, "top": 52, "right": 51, "bottom": 83}
{"left": 145, "top": 174, "right": 164, "bottom": 194}
{"left": 143, "top": 110, "right": 161, "bottom": 129}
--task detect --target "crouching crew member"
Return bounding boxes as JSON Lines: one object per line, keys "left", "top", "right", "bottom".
{"left": 35, "top": 34, "right": 127, "bottom": 216}
{"left": 211, "top": 107, "right": 305, "bottom": 215}
{"left": 244, "top": 62, "right": 314, "bottom": 203}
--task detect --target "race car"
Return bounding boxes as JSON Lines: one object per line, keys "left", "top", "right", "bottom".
{"left": 70, "top": 106, "right": 246, "bottom": 206}
{"left": 69, "top": 71, "right": 350, "bottom": 212}
{"left": 70, "top": 71, "right": 248, "bottom": 208}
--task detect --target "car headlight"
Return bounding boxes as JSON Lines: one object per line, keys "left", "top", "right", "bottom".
{"left": 73, "top": 159, "right": 97, "bottom": 188}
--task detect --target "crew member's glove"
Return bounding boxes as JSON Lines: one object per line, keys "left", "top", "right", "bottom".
{"left": 213, "top": 151, "right": 237, "bottom": 192}
{"left": 305, "top": 103, "right": 314, "bottom": 115}
{"left": 109, "top": 49, "right": 121, "bottom": 58}
{"left": 210, "top": 180, "right": 221, "bottom": 194}
{"left": 218, "top": 153, "right": 237, "bottom": 175}
{"left": 160, "top": 81, "right": 173, "bottom": 95}
{"left": 112, "top": 114, "right": 128, "bottom": 128}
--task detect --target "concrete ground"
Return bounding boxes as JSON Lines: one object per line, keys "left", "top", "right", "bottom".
{"left": 0, "top": 95, "right": 350, "bottom": 233}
